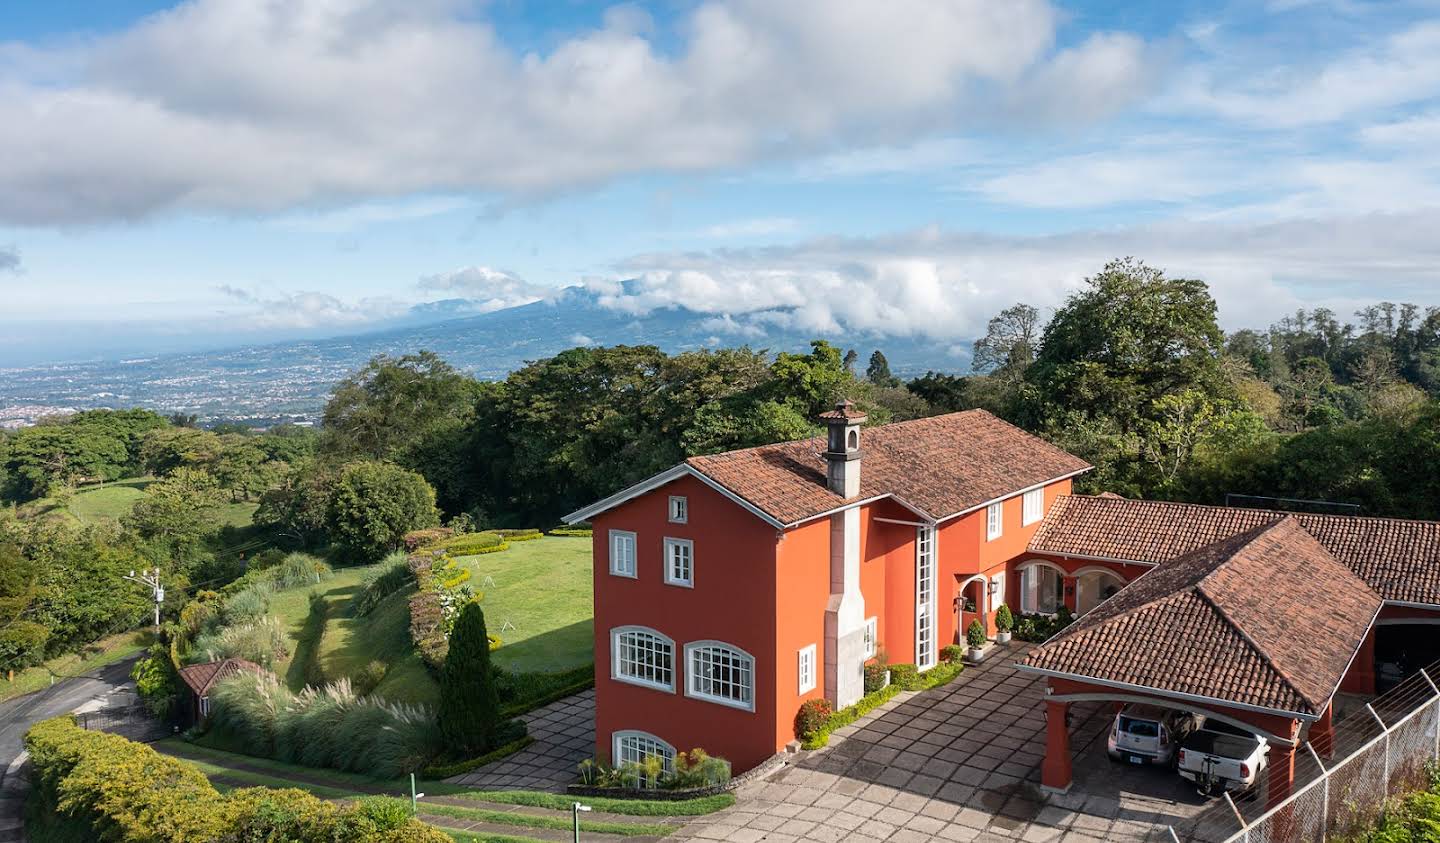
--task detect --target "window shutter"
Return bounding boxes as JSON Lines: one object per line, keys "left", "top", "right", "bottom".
{"left": 1023, "top": 566, "right": 1039, "bottom": 614}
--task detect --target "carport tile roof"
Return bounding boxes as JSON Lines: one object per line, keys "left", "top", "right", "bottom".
{"left": 177, "top": 657, "right": 265, "bottom": 696}
{"left": 1030, "top": 494, "right": 1440, "bottom": 605}
{"left": 686, "top": 409, "right": 1091, "bottom": 525}
{"left": 1021, "top": 517, "right": 1382, "bottom": 716}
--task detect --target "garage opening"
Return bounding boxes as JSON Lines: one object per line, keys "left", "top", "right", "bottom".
{"left": 1375, "top": 623, "right": 1440, "bottom": 692}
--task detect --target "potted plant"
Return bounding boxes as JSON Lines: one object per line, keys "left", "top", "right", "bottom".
{"left": 994, "top": 603, "right": 1014, "bottom": 644}
{"left": 965, "top": 619, "right": 987, "bottom": 662}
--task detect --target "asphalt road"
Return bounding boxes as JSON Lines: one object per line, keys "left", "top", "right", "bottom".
{"left": 0, "top": 656, "right": 141, "bottom": 842}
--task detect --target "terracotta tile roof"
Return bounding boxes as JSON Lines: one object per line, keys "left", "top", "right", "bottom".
{"left": 685, "top": 410, "right": 1092, "bottom": 526}
{"left": 1030, "top": 495, "right": 1440, "bottom": 605}
{"left": 1021, "top": 518, "right": 1382, "bottom": 716}
{"left": 177, "top": 657, "right": 265, "bottom": 696}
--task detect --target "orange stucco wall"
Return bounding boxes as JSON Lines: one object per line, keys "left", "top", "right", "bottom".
{"left": 773, "top": 516, "right": 830, "bottom": 749}
{"left": 590, "top": 474, "right": 781, "bottom": 772}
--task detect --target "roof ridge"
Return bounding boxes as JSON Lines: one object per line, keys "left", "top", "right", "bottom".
{"left": 1189, "top": 577, "right": 1316, "bottom": 710}
{"left": 1192, "top": 516, "right": 1291, "bottom": 593}
{"left": 1072, "top": 493, "right": 1440, "bottom": 530}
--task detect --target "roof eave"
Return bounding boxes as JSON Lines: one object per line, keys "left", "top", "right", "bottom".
{"left": 563, "top": 463, "right": 786, "bottom": 530}
{"left": 1013, "top": 663, "right": 1320, "bottom": 724}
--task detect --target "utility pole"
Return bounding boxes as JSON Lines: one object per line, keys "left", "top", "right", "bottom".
{"left": 124, "top": 568, "right": 165, "bottom": 632}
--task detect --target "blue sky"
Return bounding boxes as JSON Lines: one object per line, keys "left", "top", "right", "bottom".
{"left": 2, "top": 0, "right": 1439, "bottom": 364}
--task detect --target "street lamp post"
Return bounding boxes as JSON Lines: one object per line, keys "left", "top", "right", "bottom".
{"left": 572, "top": 802, "right": 592, "bottom": 842}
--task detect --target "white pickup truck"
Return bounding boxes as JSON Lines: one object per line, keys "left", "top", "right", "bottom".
{"left": 1176, "top": 721, "right": 1269, "bottom": 796}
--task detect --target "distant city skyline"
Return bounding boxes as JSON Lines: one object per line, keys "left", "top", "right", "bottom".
{"left": 3, "top": 0, "right": 1440, "bottom": 365}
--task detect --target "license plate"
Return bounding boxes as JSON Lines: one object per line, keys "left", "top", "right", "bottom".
{"left": 1128, "top": 755, "right": 1145, "bottom": 765}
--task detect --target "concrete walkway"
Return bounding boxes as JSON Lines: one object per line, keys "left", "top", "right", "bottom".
{"left": 673, "top": 644, "right": 1198, "bottom": 842}
{"left": 449, "top": 688, "right": 595, "bottom": 790}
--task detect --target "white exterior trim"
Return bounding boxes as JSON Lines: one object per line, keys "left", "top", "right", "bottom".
{"left": 662, "top": 537, "right": 695, "bottom": 588}
{"left": 798, "top": 644, "right": 817, "bottom": 694}
{"left": 1034, "top": 551, "right": 1159, "bottom": 568}
{"left": 610, "top": 626, "right": 676, "bottom": 693}
{"left": 608, "top": 529, "right": 637, "bottom": 578}
{"left": 564, "top": 464, "right": 784, "bottom": 529}
{"left": 668, "top": 495, "right": 688, "bottom": 524}
{"left": 1383, "top": 600, "right": 1440, "bottom": 611}
{"left": 684, "top": 640, "right": 757, "bottom": 712}
{"left": 934, "top": 468, "right": 1091, "bottom": 525}
{"left": 612, "top": 730, "right": 677, "bottom": 768}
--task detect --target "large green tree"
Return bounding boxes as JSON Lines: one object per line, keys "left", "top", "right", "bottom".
{"left": 325, "top": 461, "right": 439, "bottom": 561}
{"left": 322, "top": 351, "right": 479, "bottom": 461}
{"left": 438, "top": 602, "right": 500, "bottom": 756}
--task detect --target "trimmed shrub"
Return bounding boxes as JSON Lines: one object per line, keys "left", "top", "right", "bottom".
{"left": 495, "top": 528, "right": 542, "bottom": 540}
{"left": 191, "top": 616, "right": 289, "bottom": 667}
{"left": 548, "top": 528, "right": 592, "bottom": 537}
{"left": 25, "top": 716, "right": 448, "bottom": 843}
{"left": 888, "top": 663, "right": 919, "bottom": 689}
{"left": 577, "top": 747, "right": 732, "bottom": 792}
{"left": 794, "top": 699, "right": 833, "bottom": 740}
{"left": 402, "top": 527, "right": 454, "bottom": 551}
{"left": 439, "top": 602, "right": 501, "bottom": 756}
{"left": 940, "top": 644, "right": 965, "bottom": 663}
{"left": 442, "top": 531, "right": 506, "bottom": 556}
{"left": 995, "top": 603, "right": 1015, "bottom": 633}
{"left": 863, "top": 661, "right": 888, "bottom": 694}
{"left": 966, "top": 620, "right": 987, "bottom": 648}
{"left": 1013, "top": 611, "right": 1075, "bottom": 642}
{"left": 421, "top": 734, "right": 534, "bottom": 779}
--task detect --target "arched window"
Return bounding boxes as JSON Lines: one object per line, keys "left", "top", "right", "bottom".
{"left": 611, "top": 627, "right": 674, "bottom": 691}
{"left": 1017, "top": 560, "right": 1068, "bottom": 615}
{"left": 613, "top": 730, "right": 676, "bottom": 771}
{"left": 684, "top": 641, "right": 755, "bottom": 710}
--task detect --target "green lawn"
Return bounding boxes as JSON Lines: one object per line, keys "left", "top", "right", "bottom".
{"left": 453, "top": 536, "right": 593, "bottom": 674}
{"left": 66, "top": 478, "right": 152, "bottom": 523}
{"left": 257, "top": 536, "right": 591, "bottom": 706}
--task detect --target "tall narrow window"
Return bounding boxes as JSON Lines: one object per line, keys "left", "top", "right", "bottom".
{"left": 797, "top": 644, "right": 816, "bottom": 694}
{"left": 1022, "top": 488, "right": 1044, "bottom": 526}
{"left": 1020, "top": 565, "right": 1065, "bottom": 616}
{"left": 668, "top": 496, "right": 688, "bottom": 524}
{"left": 915, "top": 526, "right": 936, "bottom": 670}
{"left": 986, "top": 502, "right": 1003, "bottom": 541}
{"left": 609, "top": 530, "right": 636, "bottom": 578}
{"left": 612, "top": 627, "right": 674, "bottom": 691}
{"left": 863, "top": 617, "right": 878, "bottom": 659}
{"left": 685, "top": 642, "right": 754, "bottom": 710}
{"left": 663, "top": 538, "right": 693, "bottom": 587}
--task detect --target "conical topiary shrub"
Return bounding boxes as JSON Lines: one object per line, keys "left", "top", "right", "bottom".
{"left": 438, "top": 601, "right": 500, "bottom": 756}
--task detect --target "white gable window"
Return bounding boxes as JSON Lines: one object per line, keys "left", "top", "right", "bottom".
{"left": 798, "top": 644, "right": 816, "bottom": 694}
{"left": 609, "top": 530, "right": 637, "bottom": 578}
{"left": 986, "top": 502, "right": 1004, "bottom": 541}
{"left": 612, "top": 627, "right": 674, "bottom": 691}
{"left": 1022, "top": 488, "right": 1045, "bottom": 526}
{"left": 663, "top": 538, "right": 694, "bottom": 587}
{"left": 863, "top": 617, "right": 878, "bottom": 659}
{"left": 613, "top": 730, "right": 676, "bottom": 772}
{"left": 685, "top": 641, "right": 754, "bottom": 710}
{"left": 668, "top": 495, "right": 688, "bottom": 524}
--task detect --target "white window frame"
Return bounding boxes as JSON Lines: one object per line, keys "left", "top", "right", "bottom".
{"left": 1019, "top": 562, "right": 1066, "bottom": 616}
{"left": 1022, "top": 488, "right": 1044, "bottom": 526}
{"left": 668, "top": 495, "right": 688, "bottom": 524}
{"left": 915, "top": 526, "right": 937, "bottom": 670}
{"left": 863, "top": 617, "right": 878, "bottom": 659}
{"left": 612, "top": 730, "right": 676, "bottom": 771}
{"left": 797, "top": 644, "right": 817, "bottom": 694}
{"left": 684, "top": 641, "right": 755, "bottom": 711}
{"left": 611, "top": 626, "right": 675, "bottom": 692}
{"left": 608, "top": 529, "right": 637, "bottom": 578}
{"left": 986, "top": 501, "right": 1004, "bottom": 541}
{"left": 663, "top": 537, "right": 694, "bottom": 588}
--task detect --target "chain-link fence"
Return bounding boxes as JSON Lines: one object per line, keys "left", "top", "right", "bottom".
{"left": 1169, "top": 662, "right": 1440, "bottom": 842}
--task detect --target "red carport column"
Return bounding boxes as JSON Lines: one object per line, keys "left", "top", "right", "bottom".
{"left": 1311, "top": 703, "right": 1335, "bottom": 760}
{"left": 1341, "top": 628, "right": 1376, "bottom": 695}
{"left": 1041, "top": 699, "right": 1073, "bottom": 794}
{"left": 1267, "top": 743, "right": 1297, "bottom": 810}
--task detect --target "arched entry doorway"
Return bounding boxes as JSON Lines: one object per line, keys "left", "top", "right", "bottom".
{"left": 1075, "top": 567, "right": 1125, "bottom": 616}
{"left": 956, "top": 574, "right": 987, "bottom": 643}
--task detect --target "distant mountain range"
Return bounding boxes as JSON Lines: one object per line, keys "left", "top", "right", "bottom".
{"left": 0, "top": 287, "right": 971, "bottom": 427}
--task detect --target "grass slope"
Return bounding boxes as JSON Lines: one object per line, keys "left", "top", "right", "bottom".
{"left": 453, "top": 536, "right": 593, "bottom": 674}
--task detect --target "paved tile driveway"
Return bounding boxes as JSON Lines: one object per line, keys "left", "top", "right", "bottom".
{"left": 674, "top": 644, "right": 1212, "bottom": 841}
{"left": 449, "top": 689, "right": 595, "bottom": 790}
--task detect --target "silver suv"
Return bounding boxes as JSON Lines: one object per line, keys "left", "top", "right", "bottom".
{"left": 1107, "top": 704, "right": 1202, "bottom": 767}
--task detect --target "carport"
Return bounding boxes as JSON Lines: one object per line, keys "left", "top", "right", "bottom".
{"left": 1015, "top": 517, "right": 1382, "bottom": 808}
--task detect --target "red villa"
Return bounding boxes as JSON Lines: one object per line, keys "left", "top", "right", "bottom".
{"left": 564, "top": 401, "right": 1440, "bottom": 805}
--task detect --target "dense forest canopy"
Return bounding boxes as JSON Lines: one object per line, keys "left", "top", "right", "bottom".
{"left": 4, "top": 257, "right": 1440, "bottom": 676}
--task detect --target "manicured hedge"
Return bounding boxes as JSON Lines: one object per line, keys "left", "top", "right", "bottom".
{"left": 402, "top": 527, "right": 454, "bottom": 552}
{"left": 442, "top": 532, "right": 506, "bottom": 556}
{"left": 797, "top": 660, "right": 965, "bottom": 749}
{"left": 421, "top": 734, "right": 535, "bottom": 779}
{"left": 548, "top": 528, "right": 592, "bottom": 537}
{"left": 495, "top": 528, "right": 542, "bottom": 541}
{"left": 24, "top": 715, "right": 448, "bottom": 842}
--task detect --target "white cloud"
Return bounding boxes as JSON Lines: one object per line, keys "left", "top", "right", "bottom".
{"left": 695, "top": 218, "right": 801, "bottom": 239}
{"left": 1361, "top": 111, "right": 1440, "bottom": 146}
{"left": 1172, "top": 20, "right": 1440, "bottom": 127}
{"left": 0, "top": 0, "right": 1157, "bottom": 225}
{"left": 593, "top": 210, "right": 1440, "bottom": 342}
{"left": 569, "top": 333, "right": 596, "bottom": 346}
{"left": 416, "top": 265, "right": 553, "bottom": 312}
{"left": 213, "top": 285, "right": 406, "bottom": 329}
{"left": 267, "top": 196, "right": 470, "bottom": 233}
{"left": 0, "top": 246, "right": 19, "bottom": 273}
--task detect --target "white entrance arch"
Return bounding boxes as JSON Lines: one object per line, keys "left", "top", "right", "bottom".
{"left": 955, "top": 574, "right": 988, "bottom": 642}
